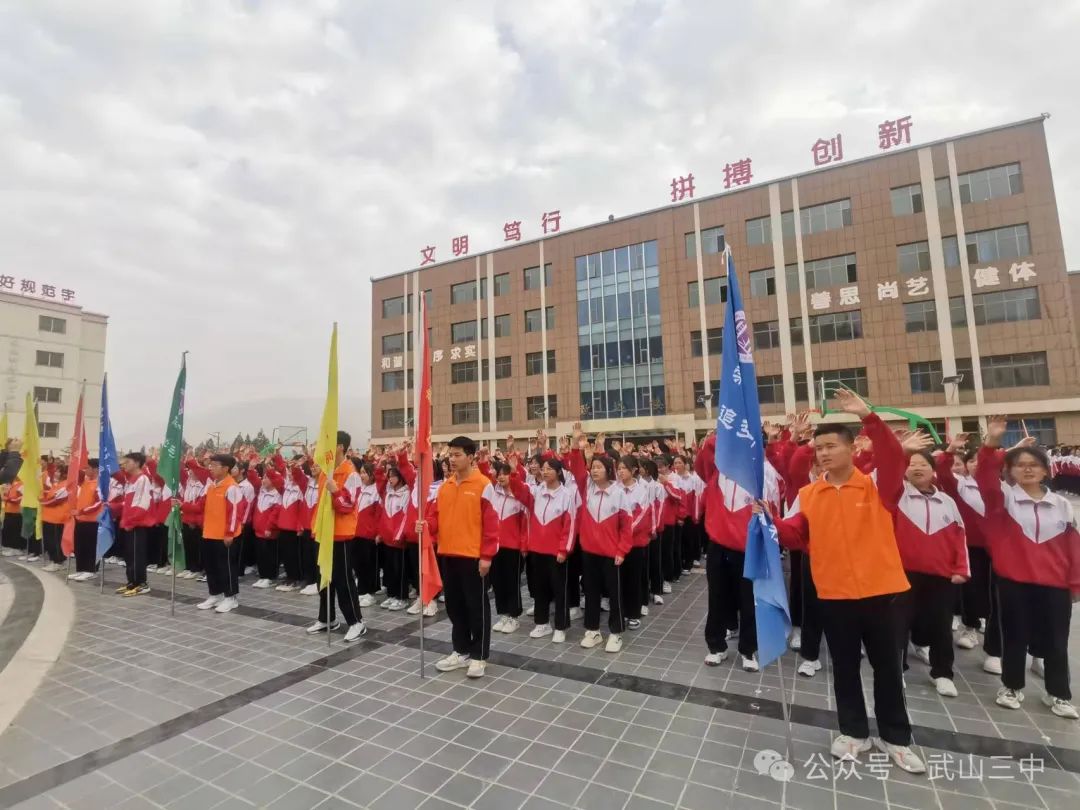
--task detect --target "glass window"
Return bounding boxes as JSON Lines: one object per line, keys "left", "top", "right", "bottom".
{"left": 38, "top": 315, "right": 66, "bottom": 334}
{"left": 526, "top": 395, "right": 557, "bottom": 420}
{"left": 382, "top": 296, "right": 406, "bottom": 319}
{"left": 644, "top": 240, "right": 658, "bottom": 268}
{"left": 753, "top": 321, "right": 782, "bottom": 349}
{"left": 523, "top": 264, "right": 552, "bottom": 290}
{"left": 526, "top": 350, "right": 556, "bottom": 375}
{"left": 381, "top": 408, "right": 413, "bottom": 430}
{"left": 746, "top": 216, "right": 771, "bottom": 246}
{"left": 949, "top": 296, "right": 968, "bottom": 327}
{"left": 525, "top": 307, "right": 555, "bottom": 332}
{"left": 800, "top": 199, "right": 852, "bottom": 235}
{"left": 981, "top": 352, "right": 1049, "bottom": 389}
{"left": 381, "top": 333, "right": 409, "bottom": 354}
{"left": 692, "top": 381, "right": 722, "bottom": 409}
{"left": 688, "top": 277, "right": 727, "bottom": 307}
{"left": 749, "top": 268, "right": 775, "bottom": 297}
{"left": 935, "top": 177, "right": 953, "bottom": 208}
{"left": 494, "top": 314, "right": 511, "bottom": 338}
{"left": 451, "top": 402, "right": 481, "bottom": 425}
{"left": 685, "top": 226, "right": 725, "bottom": 258}
{"left": 757, "top": 375, "right": 785, "bottom": 405}
{"left": 943, "top": 236, "right": 961, "bottom": 268}
{"left": 381, "top": 370, "right": 414, "bottom": 391}
{"left": 966, "top": 224, "right": 1031, "bottom": 263}
{"left": 35, "top": 350, "right": 64, "bottom": 368}
{"left": 781, "top": 211, "right": 796, "bottom": 240}
{"left": 451, "top": 321, "right": 478, "bottom": 344}
{"left": 496, "top": 399, "right": 513, "bottom": 422}
{"left": 891, "top": 184, "right": 924, "bottom": 216}
{"left": 451, "top": 280, "right": 479, "bottom": 304}
{"left": 33, "top": 386, "right": 62, "bottom": 404}
{"left": 802, "top": 254, "right": 857, "bottom": 289}
{"left": 959, "top": 163, "right": 1023, "bottom": 204}
{"left": 903, "top": 301, "right": 938, "bottom": 333}
{"left": 813, "top": 367, "right": 869, "bottom": 398}
{"left": 804, "top": 311, "right": 862, "bottom": 344}
{"left": 494, "top": 356, "right": 512, "bottom": 379}
{"left": 451, "top": 361, "right": 480, "bottom": 384}
{"left": 38, "top": 422, "right": 60, "bottom": 439}
{"left": 1003, "top": 417, "right": 1054, "bottom": 447}
{"left": 793, "top": 372, "right": 809, "bottom": 402}
{"left": 968, "top": 288, "right": 1041, "bottom": 325}
{"left": 690, "top": 328, "right": 723, "bottom": 357}
{"left": 909, "top": 361, "right": 944, "bottom": 394}
{"left": 897, "top": 242, "right": 931, "bottom": 275}
{"left": 494, "top": 273, "right": 510, "bottom": 296}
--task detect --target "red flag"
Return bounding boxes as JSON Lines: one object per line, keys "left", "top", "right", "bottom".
{"left": 61, "top": 390, "right": 87, "bottom": 557}
{"left": 414, "top": 293, "right": 442, "bottom": 603}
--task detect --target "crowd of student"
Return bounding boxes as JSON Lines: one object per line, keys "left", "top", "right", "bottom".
{"left": 0, "top": 394, "right": 1077, "bottom": 776}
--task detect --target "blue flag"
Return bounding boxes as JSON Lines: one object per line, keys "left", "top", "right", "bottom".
{"left": 96, "top": 376, "right": 119, "bottom": 562}
{"left": 713, "top": 250, "right": 790, "bottom": 667}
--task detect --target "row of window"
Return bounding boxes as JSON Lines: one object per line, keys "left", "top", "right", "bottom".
{"left": 697, "top": 368, "right": 871, "bottom": 406}
{"left": 891, "top": 163, "right": 1023, "bottom": 217}
{"left": 578, "top": 287, "right": 661, "bottom": 327}
{"left": 909, "top": 352, "right": 1049, "bottom": 393}
{"left": 381, "top": 350, "right": 558, "bottom": 391}
{"left": 580, "top": 386, "right": 667, "bottom": 419}
{"left": 449, "top": 395, "right": 559, "bottom": 426}
{"left": 447, "top": 264, "right": 554, "bottom": 304}
{"left": 578, "top": 337, "right": 664, "bottom": 371}
{"left": 36, "top": 350, "right": 64, "bottom": 369}
{"left": 575, "top": 242, "right": 659, "bottom": 283}
{"left": 448, "top": 307, "right": 555, "bottom": 344}
{"left": 904, "top": 287, "right": 1041, "bottom": 332}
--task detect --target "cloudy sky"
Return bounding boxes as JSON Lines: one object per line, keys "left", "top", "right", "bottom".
{"left": 2, "top": 0, "right": 1078, "bottom": 446}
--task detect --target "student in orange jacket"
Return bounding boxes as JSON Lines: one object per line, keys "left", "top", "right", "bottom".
{"left": 1, "top": 478, "right": 24, "bottom": 556}
{"left": 70, "top": 460, "right": 104, "bottom": 581}
{"left": 764, "top": 390, "right": 926, "bottom": 775}
{"left": 197, "top": 454, "right": 244, "bottom": 613}
{"left": 418, "top": 436, "right": 499, "bottom": 678}
{"left": 40, "top": 467, "right": 70, "bottom": 571}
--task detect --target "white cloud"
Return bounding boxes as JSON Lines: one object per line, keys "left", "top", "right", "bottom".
{"left": 0, "top": 0, "right": 1077, "bottom": 446}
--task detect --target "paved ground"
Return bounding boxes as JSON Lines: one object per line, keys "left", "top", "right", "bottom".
{"left": 0, "top": 556, "right": 1077, "bottom": 810}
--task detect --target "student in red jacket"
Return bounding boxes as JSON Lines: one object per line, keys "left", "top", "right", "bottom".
{"left": 353, "top": 461, "right": 382, "bottom": 607}
{"left": 568, "top": 440, "right": 633, "bottom": 653}
{"left": 487, "top": 460, "right": 528, "bottom": 634}
{"left": 894, "top": 449, "right": 970, "bottom": 698}
{"left": 377, "top": 461, "right": 413, "bottom": 611}
{"left": 616, "top": 456, "right": 652, "bottom": 631}
{"left": 118, "top": 452, "right": 156, "bottom": 596}
{"left": 179, "top": 458, "right": 209, "bottom": 580}
{"left": 275, "top": 457, "right": 309, "bottom": 592}
{"left": 251, "top": 467, "right": 283, "bottom": 589}
{"left": 977, "top": 417, "right": 1080, "bottom": 720}
{"left": 653, "top": 455, "right": 683, "bottom": 600}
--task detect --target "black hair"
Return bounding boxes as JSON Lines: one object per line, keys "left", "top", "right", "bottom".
{"left": 236, "top": 460, "right": 249, "bottom": 475}
{"left": 432, "top": 459, "right": 444, "bottom": 482}
{"left": 358, "top": 461, "right": 375, "bottom": 482}
{"left": 124, "top": 451, "right": 147, "bottom": 467}
{"left": 88, "top": 458, "right": 100, "bottom": 468}
{"left": 386, "top": 465, "right": 404, "bottom": 487}
{"left": 529, "top": 453, "right": 545, "bottom": 467}
{"left": 656, "top": 454, "right": 673, "bottom": 469}
{"left": 255, "top": 463, "right": 265, "bottom": 476}
{"left": 337, "top": 430, "right": 351, "bottom": 451}
{"left": 1004, "top": 446, "right": 1051, "bottom": 476}
{"left": 641, "top": 459, "right": 658, "bottom": 479}
{"left": 618, "top": 456, "right": 640, "bottom": 477}
{"left": 492, "top": 461, "right": 512, "bottom": 479}
{"left": 210, "top": 453, "right": 236, "bottom": 469}
{"left": 447, "top": 435, "right": 477, "bottom": 456}
{"left": 301, "top": 461, "right": 312, "bottom": 477}
{"left": 962, "top": 449, "right": 978, "bottom": 464}
{"left": 590, "top": 454, "right": 616, "bottom": 482}
{"left": 907, "top": 450, "right": 935, "bottom": 468}
{"left": 541, "top": 457, "right": 566, "bottom": 485}
{"left": 813, "top": 424, "right": 855, "bottom": 443}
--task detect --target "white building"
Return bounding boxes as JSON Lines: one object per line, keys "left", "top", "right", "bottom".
{"left": 1, "top": 290, "right": 107, "bottom": 454}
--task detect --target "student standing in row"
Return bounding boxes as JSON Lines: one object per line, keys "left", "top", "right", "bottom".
{"left": 69, "top": 459, "right": 103, "bottom": 581}
{"left": 118, "top": 452, "right": 155, "bottom": 596}
{"left": 197, "top": 454, "right": 244, "bottom": 613}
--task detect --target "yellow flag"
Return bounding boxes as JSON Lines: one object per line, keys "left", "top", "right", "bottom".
{"left": 312, "top": 325, "right": 339, "bottom": 590}
{"left": 18, "top": 393, "right": 43, "bottom": 539}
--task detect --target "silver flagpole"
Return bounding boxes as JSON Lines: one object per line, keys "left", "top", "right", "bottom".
{"left": 775, "top": 654, "right": 796, "bottom": 765}
{"left": 326, "top": 578, "right": 332, "bottom": 649}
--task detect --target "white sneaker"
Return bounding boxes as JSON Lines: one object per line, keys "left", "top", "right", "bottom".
{"left": 605, "top": 634, "right": 623, "bottom": 653}
{"left": 406, "top": 599, "right": 422, "bottom": 615}
{"left": 435, "top": 652, "right": 471, "bottom": 672}
{"left": 26, "top": 555, "right": 41, "bottom": 562}
{"left": 1042, "top": 694, "right": 1079, "bottom": 720}
{"left": 569, "top": 607, "right": 583, "bottom": 620}
{"left": 466, "top": 660, "right": 486, "bottom": 678}
{"left": 580, "top": 630, "right": 603, "bottom": 649}
{"left": 197, "top": 595, "right": 223, "bottom": 610}
{"left": 662, "top": 583, "right": 672, "bottom": 594}
{"left": 873, "top": 739, "right": 926, "bottom": 774}
{"left": 652, "top": 595, "right": 664, "bottom": 605}
{"left": 996, "top": 687, "right": 1023, "bottom": 709}
{"left": 741, "top": 654, "right": 759, "bottom": 672}
{"left": 252, "top": 579, "right": 272, "bottom": 589}
{"left": 640, "top": 605, "right": 649, "bottom": 616}
{"left": 438, "top": 593, "right": 445, "bottom": 603}
{"left": 830, "top": 735, "right": 871, "bottom": 761}
{"left": 600, "top": 597, "right": 610, "bottom": 612}
{"left": 343, "top": 622, "right": 367, "bottom": 643}
{"left": 704, "top": 652, "right": 728, "bottom": 667}
{"left": 692, "top": 559, "right": 701, "bottom": 568}
{"left": 0, "top": 549, "right": 15, "bottom": 557}
{"left": 157, "top": 566, "right": 172, "bottom": 576}
{"left": 379, "top": 596, "right": 395, "bottom": 609}
{"left": 305, "top": 620, "right": 340, "bottom": 634}
{"left": 276, "top": 583, "right": 298, "bottom": 593}
{"left": 146, "top": 564, "right": 159, "bottom": 574}
{"left": 1031, "top": 657, "right": 1045, "bottom": 678}
{"left": 387, "top": 598, "right": 406, "bottom": 611}
{"left": 243, "top": 566, "right": 257, "bottom": 576}
{"left": 67, "top": 571, "right": 81, "bottom": 580}
{"left": 951, "top": 616, "right": 961, "bottom": 631}
{"left": 501, "top": 617, "right": 519, "bottom": 634}
{"left": 530, "top": 623, "right": 553, "bottom": 639}
{"left": 789, "top": 629, "right": 802, "bottom": 651}
{"left": 983, "top": 656, "right": 1003, "bottom": 675}
{"left": 933, "top": 677, "right": 959, "bottom": 697}
{"left": 552, "top": 630, "right": 566, "bottom": 644}
{"left": 798, "top": 659, "right": 822, "bottom": 678}
{"left": 358, "top": 593, "right": 376, "bottom": 607}
{"left": 955, "top": 629, "right": 979, "bottom": 650}
{"left": 492, "top": 616, "right": 508, "bottom": 633}
{"left": 215, "top": 596, "right": 239, "bottom": 614}
{"left": 911, "top": 645, "right": 931, "bottom": 666}
{"left": 300, "top": 583, "right": 319, "bottom": 596}
{"left": 196, "top": 574, "right": 208, "bottom": 582}
{"left": 525, "top": 605, "right": 535, "bottom": 617}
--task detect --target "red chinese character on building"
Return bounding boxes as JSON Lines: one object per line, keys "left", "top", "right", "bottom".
{"left": 41, "top": 284, "right": 56, "bottom": 298}
{"left": 811, "top": 134, "right": 844, "bottom": 166}
{"left": 541, "top": 210, "right": 561, "bottom": 234}
{"left": 420, "top": 246, "right": 435, "bottom": 266}
{"left": 878, "top": 116, "right": 913, "bottom": 150}
{"left": 670, "top": 174, "right": 695, "bottom": 202}
{"left": 452, "top": 235, "right": 469, "bottom": 257}
{"left": 61, "top": 288, "right": 75, "bottom": 302}
{"left": 504, "top": 220, "right": 522, "bottom": 242}
{"left": 21, "top": 279, "right": 35, "bottom": 294}
{"left": 0, "top": 275, "right": 13, "bottom": 290}
{"left": 723, "top": 158, "right": 753, "bottom": 189}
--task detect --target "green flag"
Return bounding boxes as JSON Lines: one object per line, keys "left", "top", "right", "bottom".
{"left": 161, "top": 356, "right": 187, "bottom": 571}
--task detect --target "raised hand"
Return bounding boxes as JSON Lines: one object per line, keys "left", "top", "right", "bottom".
{"left": 946, "top": 432, "right": 970, "bottom": 454}
{"left": 985, "top": 415, "right": 1008, "bottom": 447}
{"left": 834, "top": 389, "right": 871, "bottom": 418}
{"left": 899, "top": 430, "right": 934, "bottom": 454}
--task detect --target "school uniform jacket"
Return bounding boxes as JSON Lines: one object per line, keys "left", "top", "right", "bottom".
{"left": 578, "top": 480, "right": 633, "bottom": 559}
{"left": 120, "top": 470, "right": 157, "bottom": 530}
{"left": 976, "top": 445, "right": 1080, "bottom": 593}
{"left": 203, "top": 476, "right": 243, "bottom": 541}
{"left": 512, "top": 477, "right": 576, "bottom": 557}
{"left": 75, "top": 477, "right": 103, "bottom": 523}
{"left": 893, "top": 482, "right": 969, "bottom": 579}
{"left": 277, "top": 466, "right": 309, "bottom": 533}
{"left": 180, "top": 462, "right": 209, "bottom": 527}
{"left": 619, "top": 480, "right": 653, "bottom": 549}
{"left": 489, "top": 479, "right": 528, "bottom": 552}
{"left": 315, "top": 460, "right": 363, "bottom": 541}
{"left": 252, "top": 486, "right": 282, "bottom": 538}
{"left": 354, "top": 482, "right": 382, "bottom": 540}
{"left": 695, "top": 434, "right": 781, "bottom": 552}
{"left": 40, "top": 483, "right": 70, "bottom": 525}
{"left": 671, "top": 472, "right": 704, "bottom": 522}
{"left": 238, "top": 472, "right": 257, "bottom": 526}
{"left": 402, "top": 481, "right": 440, "bottom": 544}
{"left": 378, "top": 485, "right": 411, "bottom": 548}
{"left": 424, "top": 468, "right": 500, "bottom": 561}
{"left": 934, "top": 452, "right": 994, "bottom": 549}
{"left": 3, "top": 480, "right": 21, "bottom": 514}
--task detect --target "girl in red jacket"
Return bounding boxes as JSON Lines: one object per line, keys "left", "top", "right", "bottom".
{"left": 179, "top": 459, "right": 209, "bottom": 580}
{"left": 894, "top": 450, "right": 969, "bottom": 698}
{"left": 274, "top": 458, "right": 309, "bottom": 592}
{"left": 977, "top": 417, "right": 1080, "bottom": 719}
{"left": 251, "top": 467, "right": 283, "bottom": 589}
{"left": 515, "top": 458, "right": 576, "bottom": 643}
{"left": 569, "top": 445, "right": 634, "bottom": 653}
{"left": 353, "top": 461, "right": 382, "bottom": 607}
{"left": 616, "top": 456, "right": 652, "bottom": 631}
{"left": 377, "top": 462, "right": 413, "bottom": 611}
{"left": 488, "top": 460, "right": 528, "bottom": 634}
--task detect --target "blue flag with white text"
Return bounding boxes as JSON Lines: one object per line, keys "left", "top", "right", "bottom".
{"left": 713, "top": 250, "right": 790, "bottom": 668}
{"left": 96, "top": 376, "right": 119, "bottom": 562}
